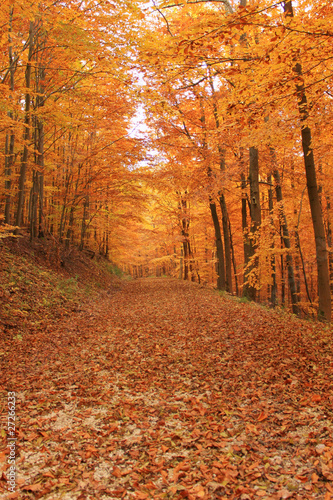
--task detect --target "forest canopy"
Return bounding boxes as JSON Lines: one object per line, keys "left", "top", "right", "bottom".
{"left": 1, "top": 0, "right": 333, "bottom": 320}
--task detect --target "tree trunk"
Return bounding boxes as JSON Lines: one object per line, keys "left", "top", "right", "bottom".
{"left": 284, "top": 0, "right": 331, "bottom": 321}
{"left": 228, "top": 214, "right": 238, "bottom": 296}
{"left": 273, "top": 168, "right": 299, "bottom": 315}
{"left": 208, "top": 71, "right": 233, "bottom": 293}
{"left": 219, "top": 192, "right": 232, "bottom": 293}
{"left": 209, "top": 201, "right": 226, "bottom": 290}
{"left": 243, "top": 147, "right": 261, "bottom": 301}
{"left": 326, "top": 195, "right": 333, "bottom": 293}
{"left": 37, "top": 119, "right": 45, "bottom": 238}
{"left": 15, "top": 21, "right": 34, "bottom": 229}
{"left": 241, "top": 172, "right": 251, "bottom": 297}
{"left": 36, "top": 67, "right": 45, "bottom": 238}
{"left": 79, "top": 195, "right": 89, "bottom": 251}
{"left": 4, "top": 7, "right": 16, "bottom": 224}
{"left": 179, "top": 247, "right": 183, "bottom": 280}
{"left": 267, "top": 174, "right": 277, "bottom": 307}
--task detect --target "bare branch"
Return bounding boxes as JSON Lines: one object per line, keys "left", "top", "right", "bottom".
{"left": 152, "top": 0, "right": 174, "bottom": 36}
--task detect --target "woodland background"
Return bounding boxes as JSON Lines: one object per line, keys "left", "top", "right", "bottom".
{"left": 1, "top": 0, "right": 333, "bottom": 321}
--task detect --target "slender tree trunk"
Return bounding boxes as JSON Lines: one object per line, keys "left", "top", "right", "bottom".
{"left": 183, "top": 241, "right": 189, "bottom": 280}
{"left": 4, "top": 7, "right": 16, "bottom": 224}
{"left": 30, "top": 170, "right": 38, "bottom": 240}
{"left": 296, "top": 230, "right": 312, "bottom": 304}
{"left": 15, "top": 21, "right": 34, "bottom": 229}
{"left": 268, "top": 174, "right": 277, "bottom": 307}
{"left": 179, "top": 247, "right": 183, "bottom": 280}
{"left": 79, "top": 195, "right": 89, "bottom": 251}
{"left": 241, "top": 172, "right": 251, "bottom": 297}
{"left": 227, "top": 215, "right": 238, "bottom": 296}
{"left": 273, "top": 168, "right": 299, "bottom": 315}
{"left": 208, "top": 71, "right": 233, "bottom": 293}
{"left": 37, "top": 118, "right": 45, "bottom": 237}
{"left": 290, "top": 164, "right": 302, "bottom": 299}
{"left": 36, "top": 65, "right": 45, "bottom": 238}
{"left": 59, "top": 171, "right": 72, "bottom": 242}
{"left": 243, "top": 147, "right": 261, "bottom": 301}
{"left": 30, "top": 32, "right": 46, "bottom": 240}
{"left": 284, "top": 0, "right": 331, "bottom": 321}
{"left": 180, "top": 197, "right": 190, "bottom": 281}
{"left": 326, "top": 195, "right": 333, "bottom": 293}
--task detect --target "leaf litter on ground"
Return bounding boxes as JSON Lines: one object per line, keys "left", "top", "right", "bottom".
{"left": 1, "top": 276, "right": 333, "bottom": 500}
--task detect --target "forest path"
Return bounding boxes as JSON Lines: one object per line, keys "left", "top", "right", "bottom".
{"left": 2, "top": 278, "right": 333, "bottom": 500}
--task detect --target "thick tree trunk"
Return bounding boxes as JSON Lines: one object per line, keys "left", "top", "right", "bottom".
{"left": 284, "top": 0, "right": 331, "bottom": 321}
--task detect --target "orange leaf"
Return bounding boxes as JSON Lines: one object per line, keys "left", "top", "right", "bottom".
{"left": 265, "top": 474, "right": 278, "bottom": 482}
{"left": 22, "top": 483, "right": 42, "bottom": 491}
{"left": 296, "top": 475, "right": 308, "bottom": 483}
{"left": 7, "top": 493, "right": 19, "bottom": 499}
{"left": 322, "top": 463, "right": 333, "bottom": 481}
{"left": 312, "top": 472, "right": 319, "bottom": 483}
{"left": 135, "top": 492, "right": 148, "bottom": 499}
{"left": 257, "top": 412, "right": 268, "bottom": 422}
{"left": 43, "top": 472, "right": 55, "bottom": 478}
{"left": 161, "top": 470, "right": 169, "bottom": 484}
{"left": 112, "top": 467, "right": 122, "bottom": 478}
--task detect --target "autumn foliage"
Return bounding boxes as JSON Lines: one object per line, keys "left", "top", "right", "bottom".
{"left": 1, "top": 0, "right": 333, "bottom": 319}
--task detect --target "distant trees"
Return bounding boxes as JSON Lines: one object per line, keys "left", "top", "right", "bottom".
{"left": 136, "top": 0, "right": 333, "bottom": 320}
{"left": 1, "top": 0, "right": 333, "bottom": 320}
{"left": 0, "top": 0, "right": 146, "bottom": 260}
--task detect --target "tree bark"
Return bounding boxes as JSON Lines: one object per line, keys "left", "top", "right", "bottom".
{"left": 241, "top": 172, "right": 251, "bottom": 297}
{"left": 267, "top": 174, "right": 277, "bottom": 307}
{"left": 210, "top": 201, "right": 226, "bottom": 290}
{"left": 4, "top": 7, "right": 16, "bottom": 224}
{"left": 284, "top": 0, "right": 331, "bottom": 321}
{"left": 219, "top": 191, "right": 232, "bottom": 293}
{"left": 243, "top": 147, "right": 261, "bottom": 301}
{"left": 15, "top": 21, "right": 34, "bottom": 229}
{"left": 326, "top": 195, "right": 333, "bottom": 293}
{"left": 228, "top": 214, "right": 238, "bottom": 295}
{"left": 273, "top": 168, "right": 299, "bottom": 315}
{"left": 208, "top": 71, "right": 233, "bottom": 293}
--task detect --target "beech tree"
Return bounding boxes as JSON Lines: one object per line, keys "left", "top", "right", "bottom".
{"left": 1, "top": 0, "right": 333, "bottom": 320}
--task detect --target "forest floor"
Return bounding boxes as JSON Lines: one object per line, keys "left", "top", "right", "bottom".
{"left": 1, "top": 238, "right": 333, "bottom": 500}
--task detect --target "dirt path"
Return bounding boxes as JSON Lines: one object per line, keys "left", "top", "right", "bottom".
{"left": 1, "top": 278, "right": 333, "bottom": 499}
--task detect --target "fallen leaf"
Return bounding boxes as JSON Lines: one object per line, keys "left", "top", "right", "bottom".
{"left": 257, "top": 412, "right": 268, "bottom": 422}
{"left": 22, "top": 483, "right": 42, "bottom": 491}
